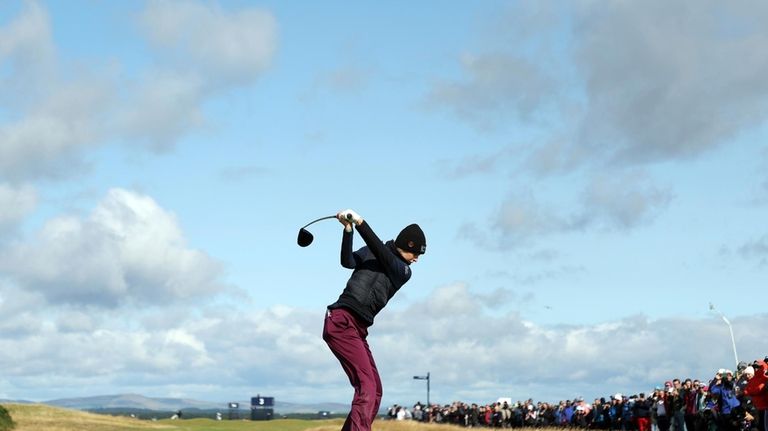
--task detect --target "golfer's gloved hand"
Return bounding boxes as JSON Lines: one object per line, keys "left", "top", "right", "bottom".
{"left": 340, "top": 209, "right": 363, "bottom": 225}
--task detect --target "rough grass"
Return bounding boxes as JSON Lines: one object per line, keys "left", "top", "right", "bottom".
{"left": 4, "top": 404, "right": 343, "bottom": 431}
{"left": 4, "top": 404, "right": 560, "bottom": 431}
{"left": 310, "top": 421, "right": 451, "bottom": 431}
{"left": 5, "top": 404, "right": 173, "bottom": 431}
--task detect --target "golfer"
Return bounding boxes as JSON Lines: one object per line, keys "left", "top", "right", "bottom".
{"left": 323, "top": 209, "right": 426, "bottom": 431}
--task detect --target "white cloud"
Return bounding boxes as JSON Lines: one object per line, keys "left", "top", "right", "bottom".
{"left": 0, "top": 0, "right": 56, "bottom": 102}
{"left": 437, "top": 146, "right": 521, "bottom": 180}
{"left": 0, "top": 188, "right": 224, "bottom": 307}
{"left": 426, "top": 52, "right": 556, "bottom": 131}
{"left": 429, "top": 1, "right": 768, "bottom": 168}
{"left": 580, "top": 172, "right": 673, "bottom": 230}
{"left": 495, "top": 194, "right": 570, "bottom": 243}
{"left": 738, "top": 234, "right": 768, "bottom": 266}
{"left": 0, "top": 2, "right": 112, "bottom": 181}
{"left": 111, "top": 0, "right": 278, "bottom": 149}
{"left": 140, "top": 0, "right": 276, "bottom": 87}
{"left": 459, "top": 170, "right": 671, "bottom": 249}
{"left": 0, "top": 281, "right": 763, "bottom": 404}
{"left": 0, "top": 183, "right": 37, "bottom": 233}
{"left": 0, "top": 0, "right": 279, "bottom": 178}
{"left": 112, "top": 71, "right": 206, "bottom": 151}
{"left": 1, "top": 78, "right": 114, "bottom": 178}
{"left": 574, "top": 0, "right": 768, "bottom": 165}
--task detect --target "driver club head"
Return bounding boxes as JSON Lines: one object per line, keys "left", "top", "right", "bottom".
{"left": 297, "top": 228, "right": 314, "bottom": 247}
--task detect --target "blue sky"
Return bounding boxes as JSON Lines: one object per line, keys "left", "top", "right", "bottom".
{"left": 1, "top": 0, "right": 767, "bottom": 407}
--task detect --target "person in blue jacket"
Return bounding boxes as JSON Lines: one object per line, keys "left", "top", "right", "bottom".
{"left": 709, "top": 369, "right": 740, "bottom": 431}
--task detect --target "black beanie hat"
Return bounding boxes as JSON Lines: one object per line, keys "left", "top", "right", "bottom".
{"left": 395, "top": 224, "right": 426, "bottom": 255}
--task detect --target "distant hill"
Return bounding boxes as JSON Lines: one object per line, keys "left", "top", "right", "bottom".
{"left": 45, "top": 394, "right": 218, "bottom": 411}
{"left": 273, "top": 400, "right": 350, "bottom": 414}
{"left": 2, "top": 393, "right": 349, "bottom": 415}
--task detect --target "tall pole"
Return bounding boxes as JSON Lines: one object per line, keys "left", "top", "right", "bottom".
{"left": 413, "top": 372, "right": 430, "bottom": 407}
{"left": 427, "top": 372, "right": 430, "bottom": 407}
{"left": 709, "top": 303, "right": 739, "bottom": 368}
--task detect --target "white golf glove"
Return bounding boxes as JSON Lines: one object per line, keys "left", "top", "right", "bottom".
{"left": 341, "top": 209, "right": 363, "bottom": 225}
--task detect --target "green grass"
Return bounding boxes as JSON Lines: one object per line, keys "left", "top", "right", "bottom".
{"left": 152, "top": 417, "right": 344, "bottom": 431}
{"left": 3, "top": 404, "right": 344, "bottom": 431}
{"left": 0, "top": 404, "right": 15, "bottom": 431}
{"left": 4, "top": 404, "right": 560, "bottom": 431}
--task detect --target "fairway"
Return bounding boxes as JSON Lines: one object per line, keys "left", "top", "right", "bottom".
{"left": 4, "top": 403, "right": 344, "bottom": 431}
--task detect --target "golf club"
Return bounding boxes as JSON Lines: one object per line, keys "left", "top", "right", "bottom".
{"left": 297, "top": 213, "right": 354, "bottom": 247}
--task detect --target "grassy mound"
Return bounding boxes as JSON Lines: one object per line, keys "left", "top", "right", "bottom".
{"left": 3, "top": 404, "right": 171, "bottom": 431}
{"left": 0, "top": 405, "right": 15, "bottom": 431}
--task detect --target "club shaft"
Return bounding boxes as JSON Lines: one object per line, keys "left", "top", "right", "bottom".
{"left": 300, "top": 215, "right": 337, "bottom": 230}
{"left": 300, "top": 213, "right": 354, "bottom": 230}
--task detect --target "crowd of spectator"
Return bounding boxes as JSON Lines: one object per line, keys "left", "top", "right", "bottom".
{"left": 386, "top": 357, "right": 767, "bottom": 431}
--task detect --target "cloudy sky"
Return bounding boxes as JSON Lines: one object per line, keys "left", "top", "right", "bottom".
{"left": 1, "top": 0, "right": 767, "bottom": 407}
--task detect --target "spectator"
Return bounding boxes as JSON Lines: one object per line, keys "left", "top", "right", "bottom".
{"left": 467, "top": 403, "right": 479, "bottom": 427}
{"left": 683, "top": 380, "right": 698, "bottom": 431}
{"left": 736, "top": 366, "right": 753, "bottom": 394}
{"left": 670, "top": 379, "right": 686, "bottom": 431}
{"left": 710, "top": 369, "right": 741, "bottom": 431}
{"left": 387, "top": 405, "right": 398, "bottom": 420}
{"left": 386, "top": 356, "right": 767, "bottom": 431}
{"left": 396, "top": 406, "right": 412, "bottom": 420}
{"left": 611, "top": 394, "right": 624, "bottom": 431}
{"left": 592, "top": 399, "right": 605, "bottom": 429}
{"left": 623, "top": 396, "right": 635, "bottom": 431}
{"left": 564, "top": 400, "right": 575, "bottom": 426}
{"left": 744, "top": 359, "right": 768, "bottom": 431}
{"left": 540, "top": 402, "right": 555, "bottom": 427}
{"left": 635, "top": 393, "right": 651, "bottom": 431}
{"left": 652, "top": 388, "right": 670, "bottom": 431}
{"left": 694, "top": 383, "right": 711, "bottom": 431}
{"left": 412, "top": 403, "right": 424, "bottom": 422}
{"left": 501, "top": 401, "right": 511, "bottom": 428}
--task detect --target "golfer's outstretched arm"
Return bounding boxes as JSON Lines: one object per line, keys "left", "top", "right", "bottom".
{"left": 355, "top": 222, "right": 411, "bottom": 288}
{"left": 337, "top": 211, "right": 357, "bottom": 269}
{"left": 340, "top": 227, "right": 357, "bottom": 269}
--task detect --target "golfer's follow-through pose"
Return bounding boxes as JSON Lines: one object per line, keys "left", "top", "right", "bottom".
{"left": 324, "top": 209, "right": 426, "bottom": 431}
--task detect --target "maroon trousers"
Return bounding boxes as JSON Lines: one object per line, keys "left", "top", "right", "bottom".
{"left": 323, "top": 308, "right": 382, "bottom": 431}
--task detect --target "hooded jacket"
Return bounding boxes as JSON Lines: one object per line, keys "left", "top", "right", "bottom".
{"left": 328, "top": 221, "right": 412, "bottom": 327}
{"left": 744, "top": 361, "right": 768, "bottom": 410}
{"left": 709, "top": 377, "right": 740, "bottom": 414}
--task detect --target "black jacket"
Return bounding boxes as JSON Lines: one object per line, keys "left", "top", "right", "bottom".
{"left": 328, "top": 222, "right": 412, "bottom": 326}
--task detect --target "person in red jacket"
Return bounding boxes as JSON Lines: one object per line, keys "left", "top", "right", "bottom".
{"left": 744, "top": 359, "right": 768, "bottom": 431}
